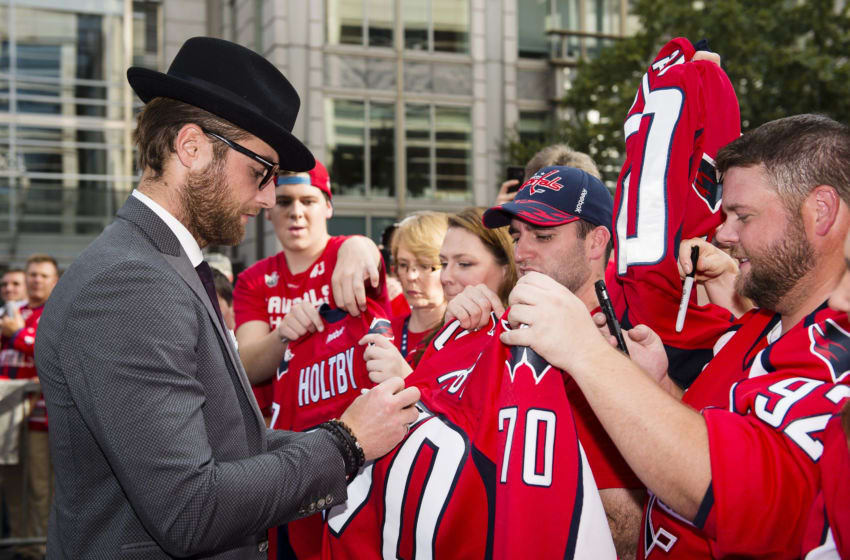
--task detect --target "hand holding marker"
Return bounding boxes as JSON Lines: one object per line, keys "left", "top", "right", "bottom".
{"left": 594, "top": 280, "right": 629, "bottom": 356}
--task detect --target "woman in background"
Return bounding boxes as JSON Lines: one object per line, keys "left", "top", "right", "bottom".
{"left": 362, "top": 207, "right": 516, "bottom": 380}
{"left": 389, "top": 212, "right": 448, "bottom": 367}
{"left": 440, "top": 207, "right": 516, "bottom": 307}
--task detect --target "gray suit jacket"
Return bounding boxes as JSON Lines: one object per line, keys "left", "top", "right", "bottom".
{"left": 36, "top": 197, "right": 348, "bottom": 559}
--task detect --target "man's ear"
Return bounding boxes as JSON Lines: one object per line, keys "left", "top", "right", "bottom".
{"left": 326, "top": 199, "right": 334, "bottom": 220}
{"left": 173, "top": 124, "right": 211, "bottom": 171}
{"left": 809, "top": 185, "right": 840, "bottom": 237}
{"left": 587, "top": 225, "right": 611, "bottom": 261}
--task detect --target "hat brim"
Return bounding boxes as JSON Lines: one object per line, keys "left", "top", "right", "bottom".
{"left": 127, "top": 67, "right": 315, "bottom": 172}
{"left": 482, "top": 200, "right": 580, "bottom": 229}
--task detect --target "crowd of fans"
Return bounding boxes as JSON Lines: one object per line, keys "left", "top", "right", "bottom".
{"left": 1, "top": 37, "right": 849, "bottom": 560}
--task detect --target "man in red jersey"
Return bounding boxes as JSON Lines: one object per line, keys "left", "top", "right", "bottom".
{"left": 417, "top": 166, "right": 645, "bottom": 559}
{"left": 501, "top": 114, "right": 850, "bottom": 559}
{"left": 233, "top": 160, "right": 389, "bottom": 418}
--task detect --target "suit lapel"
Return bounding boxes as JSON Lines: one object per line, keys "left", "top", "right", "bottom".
{"left": 118, "top": 197, "right": 266, "bottom": 430}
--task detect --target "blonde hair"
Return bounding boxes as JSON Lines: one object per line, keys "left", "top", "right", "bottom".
{"left": 392, "top": 211, "right": 449, "bottom": 268}
{"left": 447, "top": 207, "right": 517, "bottom": 305}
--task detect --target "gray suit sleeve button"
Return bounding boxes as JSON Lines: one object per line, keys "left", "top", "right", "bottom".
{"left": 317, "top": 497, "right": 326, "bottom": 508}
{"left": 326, "top": 494, "right": 334, "bottom": 504}
{"left": 258, "top": 541, "right": 269, "bottom": 552}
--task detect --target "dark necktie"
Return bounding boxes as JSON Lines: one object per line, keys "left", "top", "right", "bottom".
{"left": 195, "top": 261, "right": 225, "bottom": 329}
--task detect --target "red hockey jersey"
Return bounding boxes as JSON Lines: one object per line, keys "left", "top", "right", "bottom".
{"left": 418, "top": 312, "right": 640, "bottom": 491}
{"left": 270, "top": 300, "right": 392, "bottom": 432}
{"left": 321, "top": 313, "right": 616, "bottom": 560}
{"left": 640, "top": 303, "right": 850, "bottom": 559}
{"left": 270, "top": 300, "right": 391, "bottom": 559}
{"left": 233, "top": 235, "right": 389, "bottom": 412}
{"left": 610, "top": 37, "right": 740, "bottom": 388}
{"left": 801, "top": 404, "right": 850, "bottom": 560}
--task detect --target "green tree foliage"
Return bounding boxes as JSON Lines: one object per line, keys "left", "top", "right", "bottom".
{"left": 507, "top": 0, "right": 850, "bottom": 183}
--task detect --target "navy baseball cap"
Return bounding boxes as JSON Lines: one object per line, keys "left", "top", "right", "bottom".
{"left": 483, "top": 165, "right": 613, "bottom": 232}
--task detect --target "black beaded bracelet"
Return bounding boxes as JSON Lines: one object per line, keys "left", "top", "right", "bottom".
{"left": 318, "top": 419, "right": 364, "bottom": 477}
{"left": 331, "top": 419, "right": 366, "bottom": 467}
{"left": 317, "top": 422, "right": 355, "bottom": 477}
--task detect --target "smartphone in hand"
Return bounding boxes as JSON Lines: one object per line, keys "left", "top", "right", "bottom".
{"left": 505, "top": 165, "right": 525, "bottom": 193}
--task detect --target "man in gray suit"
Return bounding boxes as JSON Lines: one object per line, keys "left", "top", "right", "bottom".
{"left": 35, "top": 37, "right": 420, "bottom": 559}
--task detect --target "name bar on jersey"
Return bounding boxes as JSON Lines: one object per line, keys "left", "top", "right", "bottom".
{"left": 298, "top": 347, "right": 357, "bottom": 406}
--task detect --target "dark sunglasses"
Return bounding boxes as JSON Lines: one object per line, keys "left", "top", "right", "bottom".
{"left": 201, "top": 128, "right": 279, "bottom": 190}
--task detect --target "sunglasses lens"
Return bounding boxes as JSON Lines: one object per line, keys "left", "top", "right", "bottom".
{"left": 259, "top": 167, "right": 275, "bottom": 190}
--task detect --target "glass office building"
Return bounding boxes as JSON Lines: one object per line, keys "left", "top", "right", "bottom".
{"left": 0, "top": 0, "right": 636, "bottom": 269}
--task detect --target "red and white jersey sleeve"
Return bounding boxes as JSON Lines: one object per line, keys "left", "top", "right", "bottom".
{"left": 640, "top": 303, "right": 850, "bottom": 559}
{"left": 801, "top": 405, "right": 850, "bottom": 560}
{"left": 610, "top": 37, "right": 740, "bottom": 388}
{"left": 321, "top": 312, "right": 615, "bottom": 560}
{"left": 414, "top": 312, "right": 501, "bottom": 398}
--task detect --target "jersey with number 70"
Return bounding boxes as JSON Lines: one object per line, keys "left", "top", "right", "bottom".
{"left": 321, "top": 313, "right": 616, "bottom": 560}
{"left": 610, "top": 37, "right": 740, "bottom": 388}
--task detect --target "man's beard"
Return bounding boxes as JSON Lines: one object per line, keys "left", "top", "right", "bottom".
{"left": 181, "top": 156, "right": 246, "bottom": 246}
{"left": 735, "top": 214, "right": 815, "bottom": 311}
{"left": 549, "top": 237, "right": 591, "bottom": 294}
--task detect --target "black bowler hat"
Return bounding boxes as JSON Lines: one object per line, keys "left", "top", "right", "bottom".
{"left": 127, "top": 36, "right": 315, "bottom": 172}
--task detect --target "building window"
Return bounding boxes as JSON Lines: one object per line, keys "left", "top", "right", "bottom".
{"left": 0, "top": 1, "right": 143, "bottom": 240}
{"left": 329, "top": 215, "right": 398, "bottom": 243}
{"left": 328, "top": 215, "right": 366, "bottom": 236}
{"left": 132, "top": 1, "right": 159, "bottom": 69}
{"left": 518, "top": 0, "right": 550, "bottom": 59}
{"left": 405, "top": 103, "right": 471, "bottom": 201}
{"left": 403, "top": 0, "right": 469, "bottom": 54}
{"left": 520, "top": 0, "right": 624, "bottom": 60}
{"left": 519, "top": 110, "right": 551, "bottom": 145}
{"left": 327, "top": 0, "right": 394, "bottom": 48}
{"left": 326, "top": 98, "right": 396, "bottom": 197}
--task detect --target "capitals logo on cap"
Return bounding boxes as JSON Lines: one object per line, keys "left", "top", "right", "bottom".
{"left": 482, "top": 165, "right": 614, "bottom": 233}
{"left": 525, "top": 169, "right": 565, "bottom": 195}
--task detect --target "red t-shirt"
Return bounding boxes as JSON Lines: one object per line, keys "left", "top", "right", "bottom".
{"left": 233, "top": 236, "right": 389, "bottom": 413}
{"left": 640, "top": 303, "right": 850, "bottom": 559}
{"left": 321, "top": 311, "right": 616, "bottom": 559}
{"left": 389, "top": 292, "right": 410, "bottom": 319}
{"left": 609, "top": 37, "right": 740, "bottom": 388}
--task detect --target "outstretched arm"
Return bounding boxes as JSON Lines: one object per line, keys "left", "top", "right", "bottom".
{"left": 333, "top": 236, "right": 385, "bottom": 316}
{"left": 502, "top": 273, "right": 711, "bottom": 520}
